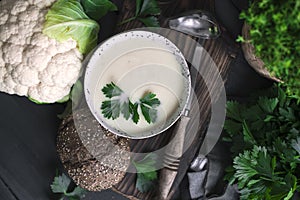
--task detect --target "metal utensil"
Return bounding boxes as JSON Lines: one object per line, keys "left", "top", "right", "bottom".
{"left": 168, "top": 10, "right": 221, "bottom": 39}
{"left": 158, "top": 10, "right": 221, "bottom": 200}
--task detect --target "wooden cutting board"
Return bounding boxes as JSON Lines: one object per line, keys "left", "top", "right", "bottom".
{"left": 111, "top": 0, "right": 239, "bottom": 199}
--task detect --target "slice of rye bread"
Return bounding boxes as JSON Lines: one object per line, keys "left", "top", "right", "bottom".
{"left": 57, "top": 107, "right": 131, "bottom": 191}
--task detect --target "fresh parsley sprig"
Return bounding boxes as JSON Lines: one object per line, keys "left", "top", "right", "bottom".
{"left": 51, "top": 173, "right": 86, "bottom": 200}
{"left": 101, "top": 82, "right": 161, "bottom": 124}
{"left": 119, "top": 0, "right": 161, "bottom": 27}
{"left": 132, "top": 153, "right": 158, "bottom": 193}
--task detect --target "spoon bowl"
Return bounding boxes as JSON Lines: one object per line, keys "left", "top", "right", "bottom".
{"left": 168, "top": 10, "right": 221, "bottom": 39}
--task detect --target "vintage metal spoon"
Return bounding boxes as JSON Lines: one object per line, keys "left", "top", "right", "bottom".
{"left": 168, "top": 10, "right": 221, "bottom": 39}
{"left": 158, "top": 10, "right": 221, "bottom": 200}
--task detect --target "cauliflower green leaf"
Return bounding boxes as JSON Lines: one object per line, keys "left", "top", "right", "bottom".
{"left": 43, "top": 0, "right": 100, "bottom": 54}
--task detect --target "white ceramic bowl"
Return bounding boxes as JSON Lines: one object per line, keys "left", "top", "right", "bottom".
{"left": 84, "top": 30, "right": 191, "bottom": 139}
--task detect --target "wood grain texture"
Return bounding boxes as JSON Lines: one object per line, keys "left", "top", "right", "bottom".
{"left": 112, "top": 0, "right": 238, "bottom": 199}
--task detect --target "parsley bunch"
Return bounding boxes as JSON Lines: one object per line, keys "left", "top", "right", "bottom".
{"left": 101, "top": 82, "right": 160, "bottom": 124}
{"left": 239, "top": 1, "right": 300, "bottom": 100}
{"left": 224, "top": 85, "right": 300, "bottom": 199}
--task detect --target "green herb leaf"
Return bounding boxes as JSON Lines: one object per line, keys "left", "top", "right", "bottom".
{"left": 132, "top": 153, "right": 158, "bottom": 193}
{"left": 102, "top": 82, "right": 123, "bottom": 98}
{"left": 140, "top": 93, "right": 160, "bottom": 107}
{"left": 51, "top": 173, "right": 71, "bottom": 194}
{"left": 140, "top": 104, "right": 156, "bottom": 124}
{"left": 135, "top": 173, "right": 156, "bottom": 193}
{"left": 132, "top": 153, "right": 158, "bottom": 173}
{"left": 66, "top": 186, "right": 86, "bottom": 198}
{"left": 224, "top": 119, "right": 242, "bottom": 136}
{"left": 138, "top": 16, "right": 160, "bottom": 27}
{"left": 100, "top": 83, "right": 161, "bottom": 124}
{"left": 292, "top": 137, "right": 300, "bottom": 155}
{"left": 81, "top": 0, "right": 118, "bottom": 20}
{"left": 119, "top": 0, "right": 161, "bottom": 27}
{"left": 257, "top": 97, "right": 279, "bottom": 113}
{"left": 101, "top": 99, "right": 121, "bottom": 119}
{"left": 102, "top": 85, "right": 134, "bottom": 121}
{"left": 226, "top": 100, "right": 245, "bottom": 121}
{"left": 139, "top": 0, "right": 160, "bottom": 16}
{"left": 132, "top": 102, "right": 140, "bottom": 123}
{"left": 121, "top": 100, "right": 132, "bottom": 120}
{"left": 51, "top": 173, "right": 86, "bottom": 199}
{"left": 242, "top": 121, "right": 256, "bottom": 145}
{"left": 135, "top": 0, "right": 143, "bottom": 16}
{"left": 140, "top": 92, "right": 160, "bottom": 123}
{"left": 236, "top": 35, "right": 245, "bottom": 43}
{"left": 233, "top": 146, "right": 277, "bottom": 199}
{"left": 43, "top": 0, "right": 100, "bottom": 54}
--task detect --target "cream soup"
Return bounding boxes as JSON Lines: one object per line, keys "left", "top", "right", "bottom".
{"left": 90, "top": 35, "right": 189, "bottom": 138}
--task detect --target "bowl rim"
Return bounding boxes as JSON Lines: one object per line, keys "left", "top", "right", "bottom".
{"left": 84, "top": 29, "right": 191, "bottom": 139}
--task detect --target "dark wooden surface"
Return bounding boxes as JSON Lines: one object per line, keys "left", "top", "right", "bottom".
{"left": 0, "top": 0, "right": 274, "bottom": 199}
{"left": 112, "top": 0, "right": 238, "bottom": 199}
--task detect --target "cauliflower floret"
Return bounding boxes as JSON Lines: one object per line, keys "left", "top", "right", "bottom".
{"left": 2, "top": 76, "right": 17, "bottom": 94}
{"left": 2, "top": 43, "right": 24, "bottom": 64}
{"left": 0, "top": 0, "right": 83, "bottom": 103}
{"left": 23, "top": 44, "right": 52, "bottom": 71}
{"left": 0, "top": 10, "right": 9, "bottom": 25}
{"left": 28, "top": 85, "right": 70, "bottom": 103}
{"left": 39, "top": 51, "right": 82, "bottom": 88}
{"left": 10, "top": 1, "right": 29, "bottom": 15}
{"left": 28, "top": 0, "right": 57, "bottom": 9}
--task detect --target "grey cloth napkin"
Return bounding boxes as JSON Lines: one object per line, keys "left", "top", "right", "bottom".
{"left": 187, "top": 138, "right": 239, "bottom": 200}
{"left": 188, "top": 170, "right": 207, "bottom": 199}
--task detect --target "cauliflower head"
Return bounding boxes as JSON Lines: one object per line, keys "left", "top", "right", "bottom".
{"left": 0, "top": 0, "right": 83, "bottom": 103}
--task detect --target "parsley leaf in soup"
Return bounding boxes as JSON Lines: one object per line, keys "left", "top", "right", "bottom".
{"left": 101, "top": 82, "right": 123, "bottom": 98}
{"left": 101, "top": 82, "right": 131, "bottom": 120}
{"left": 131, "top": 102, "right": 140, "bottom": 124}
{"left": 140, "top": 92, "right": 160, "bottom": 123}
{"left": 101, "top": 99, "right": 122, "bottom": 120}
{"left": 100, "top": 82, "right": 161, "bottom": 124}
